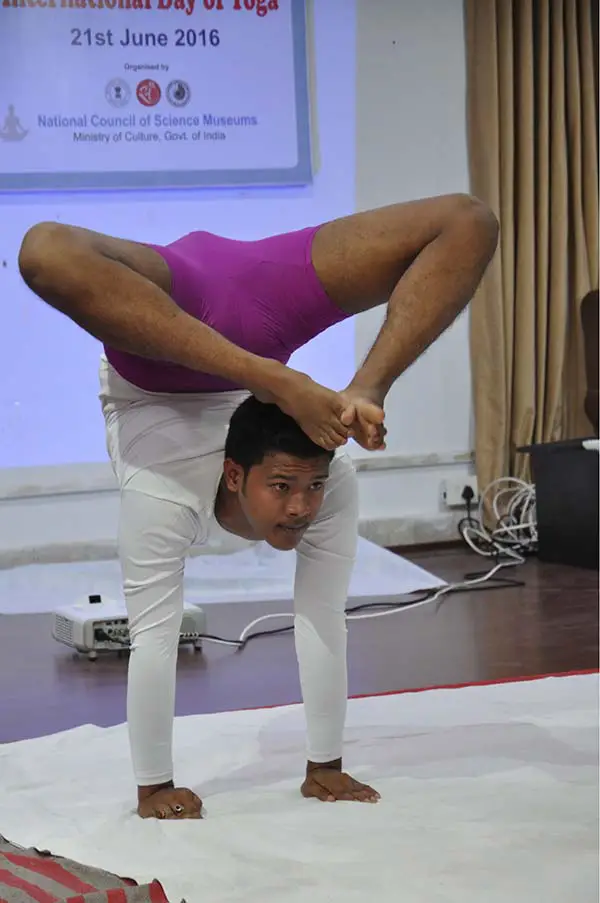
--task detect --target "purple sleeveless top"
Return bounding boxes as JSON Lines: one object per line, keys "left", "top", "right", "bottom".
{"left": 104, "top": 225, "right": 348, "bottom": 393}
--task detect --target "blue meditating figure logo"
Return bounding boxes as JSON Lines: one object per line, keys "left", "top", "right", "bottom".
{"left": 0, "top": 105, "right": 28, "bottom": 142}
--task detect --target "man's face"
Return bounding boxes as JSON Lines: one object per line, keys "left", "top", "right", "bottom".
{"left": 223, "top": 452, "right": 331, "bottom": 551}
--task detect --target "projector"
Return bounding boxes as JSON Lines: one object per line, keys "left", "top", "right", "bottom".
{"left": 52, "top": 594, "right": 207, "bottom": 661}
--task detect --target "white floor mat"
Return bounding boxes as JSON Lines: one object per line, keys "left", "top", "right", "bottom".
{"left": 0, "top": 538, "right": 444, "bottom": 614}
{"left": 0, "top": 674, "right": 597, "bottom": 903}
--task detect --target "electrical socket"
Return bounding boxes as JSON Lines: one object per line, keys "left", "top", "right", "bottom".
{"left": 441, "top": 476, "right": 479, "bottom": 508}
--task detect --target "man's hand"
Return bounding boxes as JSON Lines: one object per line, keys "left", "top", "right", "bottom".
{"left": 137, "top": 783, "right": 203, "bottom": 820}
{"left": 301, "top": 768, "right": 380, "bottom": 803}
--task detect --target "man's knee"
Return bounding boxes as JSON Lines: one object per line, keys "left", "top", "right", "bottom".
{"left": 452, "top": 193, "right": 500, "bottom": 244}
{"left": 118, "top": 489, "right": 198, "bottom": 644}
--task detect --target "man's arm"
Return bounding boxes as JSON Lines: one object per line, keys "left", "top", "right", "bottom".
{"left": 18, "top": 222, "right": 349, "bottom": 449}
{"left": 293, "top": 455, "right": 379, "bottom": 804}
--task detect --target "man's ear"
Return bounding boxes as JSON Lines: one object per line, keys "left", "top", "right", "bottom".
{"left": 223, "top": 459, "right": 245, "bottom": 492}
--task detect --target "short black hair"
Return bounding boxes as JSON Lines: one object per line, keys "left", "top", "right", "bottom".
{"left": 225, "top": 395, "right": 334, "bottom": 473}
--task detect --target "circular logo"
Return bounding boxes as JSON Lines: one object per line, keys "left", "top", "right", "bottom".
{"left": 166, "top": 79, "right": 191, "bottom": 108}
{"left": 105, "top": 78, "right": 131, "bottom": 108}
{"left": 136, "top": 79, "right": 161, "bottom": 107}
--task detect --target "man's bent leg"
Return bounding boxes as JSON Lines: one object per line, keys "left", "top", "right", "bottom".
{"left": 118, "top": 487, "right": 202, "bottom": 819}
{"left": 312, "top": 194, "right": 499, "bottom": 317}
{"left": 311, "top": 195, "right": 499, "bottom": 444}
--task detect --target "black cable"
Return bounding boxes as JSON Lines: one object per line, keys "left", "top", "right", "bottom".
{"left": 95, "top": 628, "right": 129, "bottom": 646}
{"left": 94, "top": 561, "right": 526, "bottom": 655}
{"left": 94, "top": 627, "right": 240, "bottom": 651}
{"left": 227, "top": 568, "right": 526, "bottom": 650}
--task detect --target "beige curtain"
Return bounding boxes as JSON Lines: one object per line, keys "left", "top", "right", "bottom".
{"left": 464, "top": 0, "right": 599, "bottom": 492}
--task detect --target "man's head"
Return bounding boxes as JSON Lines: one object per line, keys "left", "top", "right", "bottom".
{"left": 221, "top": 396, "right": 334, "bottom": 551}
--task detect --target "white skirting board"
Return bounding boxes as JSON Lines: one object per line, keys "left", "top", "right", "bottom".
{"left": 0, "top": 674, "right": 597, "bottom": 902}
{"left": 0, "top": 513, "right": 463, "bottom": 571}
{"left": 0, "top": 537, "right": 445, "bottom": 615}
{"left": 0, "top": 455, "right": 472, "bottom": 569}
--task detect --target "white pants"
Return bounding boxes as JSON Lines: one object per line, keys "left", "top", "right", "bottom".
{"left": 98, "top": 356, "right": 358, "bottom": 786}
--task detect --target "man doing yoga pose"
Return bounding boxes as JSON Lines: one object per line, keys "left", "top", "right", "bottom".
{"left": 18, "top": 194, "right": 499, "bottom": 818}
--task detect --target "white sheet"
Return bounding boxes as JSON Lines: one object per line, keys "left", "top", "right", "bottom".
{"left": 0, "top": 674, "right": 597, "bottom": 902}
{"left": 0, "top": 538, "right": 445, "bottom": 614}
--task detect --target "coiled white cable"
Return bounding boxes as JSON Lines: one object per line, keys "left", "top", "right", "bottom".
{"left": 459, "top": 477, "right": 537, "bottom": 561}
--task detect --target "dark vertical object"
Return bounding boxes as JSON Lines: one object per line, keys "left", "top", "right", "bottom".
{"left": 519, "top": 438, "right": 599, "bottom": 569}
{"left": 581, "top": 289, "right": 599, "bottom": 435}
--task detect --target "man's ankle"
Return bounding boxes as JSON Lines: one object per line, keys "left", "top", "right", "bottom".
{"left": 137, "top": 780, "right": 174, "bottom": 802}
{"left": 344, "top": 380, "right": 386, "bottom": 405}
{"left": 306, "top": 758, "right": 343, "bottom": 775}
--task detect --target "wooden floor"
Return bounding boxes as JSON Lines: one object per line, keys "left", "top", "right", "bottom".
{"left": 0, "top": 547, "right": 597, "bottom": 745}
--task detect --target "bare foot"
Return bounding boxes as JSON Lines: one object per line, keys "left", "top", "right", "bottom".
{"left": 137, "top": 784, "right": 203, "bottom": 820}
{"left": 340, "top": 386, "right": 386, "bottom": 451}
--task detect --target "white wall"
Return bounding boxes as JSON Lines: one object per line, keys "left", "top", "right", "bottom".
{"left": 351, "top": 0, "right": 475, "bottom": 544}
{"left": 0, "top": 0, "right": 356, "bottom": 469}
{"left": 0, "top": 0, "right": 475, "bottom": 565}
